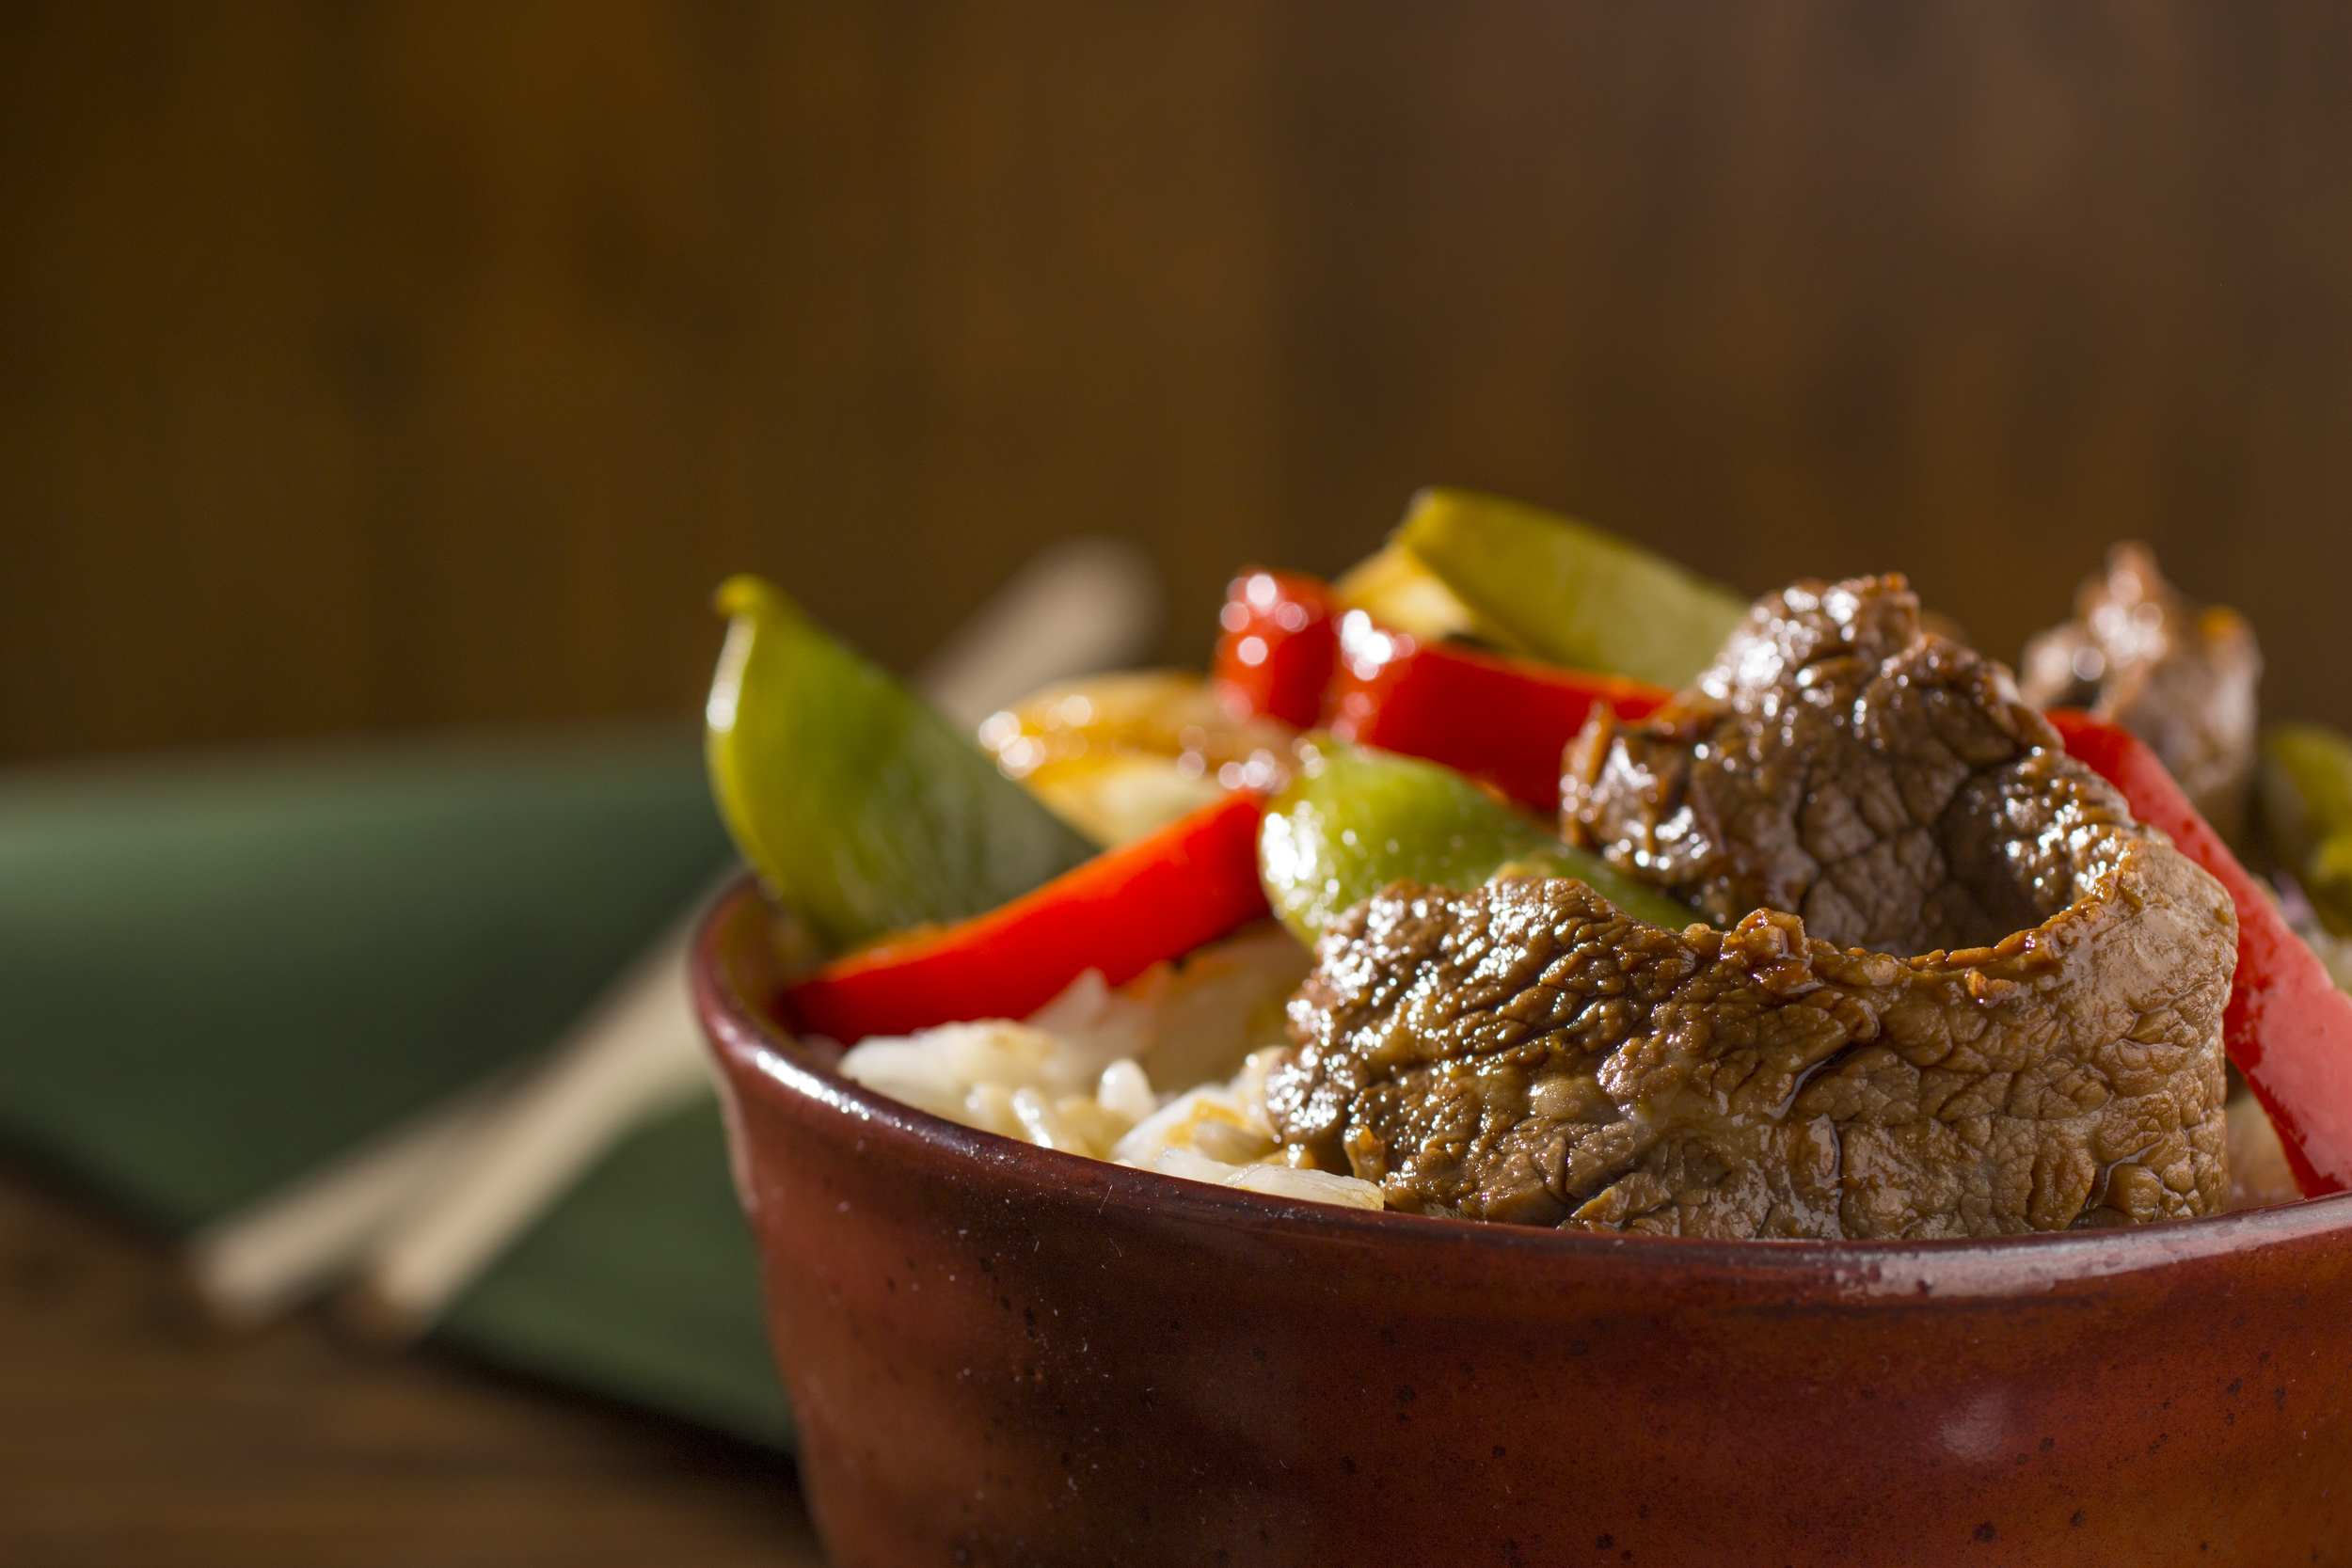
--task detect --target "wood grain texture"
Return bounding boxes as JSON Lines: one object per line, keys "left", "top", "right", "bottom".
{"left": 1259, "top": 3, "right": 2352, "bottom": 717}
{"left": 0, "top": 1158, "right": 820, "bottom": 1567}
{"left": 1, "top": 1, "right": 2349, "bottom": 749}
{"left": 6, "top": 9, "right": 2352, "bottom": 1548}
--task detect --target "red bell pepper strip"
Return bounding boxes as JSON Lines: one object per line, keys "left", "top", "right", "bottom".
{"left": 1212, "top": 568, "right": 1339, "bottom": 728}
{"left": 1327, "top": 613, "right": 1670, "bottom": 815}
{"left": 2051, "top": 707, "right": 2352, "bottom": 1196}
{"left": 785, "top": 790, "right": 1270, "bottom": 1044}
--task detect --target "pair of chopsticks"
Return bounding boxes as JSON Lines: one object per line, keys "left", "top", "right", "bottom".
{"left": 185, "top": 538, "right": 1163, "bottom": 1337}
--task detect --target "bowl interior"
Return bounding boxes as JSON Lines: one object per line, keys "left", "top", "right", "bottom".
{"left": 692, "top": 875, "right": 2352, "bottom": 1291}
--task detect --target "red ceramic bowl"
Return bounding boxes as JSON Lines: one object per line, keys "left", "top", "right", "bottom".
{"left": 692, "top": 878, "right": 2352, "bottom": 1567}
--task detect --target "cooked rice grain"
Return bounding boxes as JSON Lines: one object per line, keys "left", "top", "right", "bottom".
{"left": 833, "top": 926, "right": 1383, "bottom": 1212}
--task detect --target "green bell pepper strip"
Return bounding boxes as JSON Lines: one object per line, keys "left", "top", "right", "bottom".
{"left": 1257, "top": 742, "right": 1696, "bottom": 945}
{"left": 705, "top": 574, "right": 1096, "bottom": 952}
{"left": 2258, "top": 722, "right": 2352, "bottom": 939}
{"left": 1395, "top": 486, "right": 1748, "bottom": 689}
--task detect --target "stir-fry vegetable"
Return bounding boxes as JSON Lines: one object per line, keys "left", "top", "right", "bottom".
{"left": 1211, "top": 568, "right": 1339, "bottom": 729}
{"left": 1212, "top": 565, "right": 1671, "bottom": 812}
{"left": 1256, "top": 743, "right": 1694, "bottom": 945}
{"left": 1395, "top": 487, "right": 1747, "bottom": 687}
{"left": 785, "top": 791, "right": 1270, "bottom": 1043}
{"left": 2053, "top": 708, "right": 2352, "bottom": 1196}
{"left": 977, "top": 670, "right": 1282, "bottom": 847}
{"left": 1327, "top": 615, "right": 1667, "bottom": 814}
{"left": 1328, "top": 541, "right": 1531, "bottom": 651}
{"left": 2258, "top": 722, "right": 2352, "bottom": 938}
{"left": 707, "top": 574, "right": 1096, "bottom": 950}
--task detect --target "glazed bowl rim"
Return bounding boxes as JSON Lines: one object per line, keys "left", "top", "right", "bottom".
{"left": 692, "top": 875, "right": 2352, "bottom": 1297}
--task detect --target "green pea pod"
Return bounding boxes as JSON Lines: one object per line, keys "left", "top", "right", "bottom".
{"left": 706, "top": 575, "right": 1096, "bottom": 951}
{"left": 1396, "top": 487, "right": 1749, "bottom": 689}
{"left": 1258, "top": 742, "right": 1696, "bottom": 945}
{"left": 2259, "top": 721, "right": 2352, "bottom": 939}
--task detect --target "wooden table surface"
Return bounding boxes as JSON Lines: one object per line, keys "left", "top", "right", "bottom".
{"left": 0, "top": 1156, "right": 826, "bottom": 1567}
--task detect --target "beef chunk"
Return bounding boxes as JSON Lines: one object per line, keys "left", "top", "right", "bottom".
{"left": 1565, "top": 574, "right": 2110, "bottom": 956}
{"left": 1268, "top": 855, "right": 2233, "bottom": 1236}
{"left": 1267, "top": 572, "right": 2239, "bottom": 1237}
{"left": 2018, "top": 543, "right": 2261, "bottom": 845}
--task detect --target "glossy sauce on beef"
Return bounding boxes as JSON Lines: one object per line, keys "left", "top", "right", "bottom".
{"left": 2018, "top": 543, "right": 2261, "bottom": 847}
{"left": 1266, "top": 576, "right": 2239, "bottom": 1237}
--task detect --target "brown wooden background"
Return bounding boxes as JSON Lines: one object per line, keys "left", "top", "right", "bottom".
{"left": 5, "top": 0, "right": 2352, "bottom": 756}
{"left": 5, "top": 7, "right": 2352, "bottom": 1557}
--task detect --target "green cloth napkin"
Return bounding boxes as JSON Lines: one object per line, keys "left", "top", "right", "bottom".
{"left": 438, "top": 1097, "right": 791, "bottom": 1447}
{"left": 0, "top": 729, "right": 790, "bottom": 1447}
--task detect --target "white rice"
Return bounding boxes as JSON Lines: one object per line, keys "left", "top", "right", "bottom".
{"left": 832, "top": 923, "right": 1384, "bottom": 1212}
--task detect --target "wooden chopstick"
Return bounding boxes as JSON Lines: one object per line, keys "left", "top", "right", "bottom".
{"left": 185, "top": 537, "right": 1162, "bottom": 1329}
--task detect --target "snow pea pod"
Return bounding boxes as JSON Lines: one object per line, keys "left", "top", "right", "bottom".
{"left": 1395, "top": 487, "right": 1748, "bottom": 689}
{"left": 1257, "top": 742, "right": 1695, "bottom": 945}
{"left": 706, "top": 575, "right": 1096, "bottom": 952}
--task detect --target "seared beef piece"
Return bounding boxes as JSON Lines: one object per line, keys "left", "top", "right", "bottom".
{"left": 1565, "top": 574, "right": 2102, "bottom": 956}
{"left": 1268, "top": 854, "right": 2234, "bottom": 1236}
{"left": 1266, "top": 571, "right": 2239, "bottom": 1236}
{"left": 2019, "top": 543, "right": 2261, "bottom": 845}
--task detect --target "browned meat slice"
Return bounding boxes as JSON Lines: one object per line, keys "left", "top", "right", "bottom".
{"left": 1267, "top": 847, "right": 2234, "bottom": 1237}
{"left": 1265, "top": 574, "right": 2239, "bottom": 1237}
{"left": 1562, "top": 574, "right": 2113, "bottom": 956}
{"left": 2018, "top": 543, "right": 2262, "bottom": 845}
